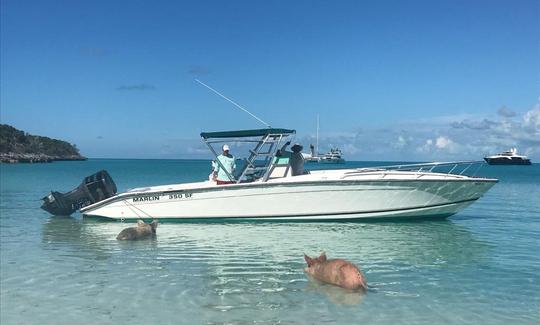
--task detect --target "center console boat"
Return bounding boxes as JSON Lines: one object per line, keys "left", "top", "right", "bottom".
{"left": 66, "top": 128, "right": 498, "bottom": 221}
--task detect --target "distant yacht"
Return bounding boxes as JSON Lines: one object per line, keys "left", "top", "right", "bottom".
{"left": 303, "top": 145, "right": 345, "bottom": 164}
{"left": 303, "top": 115, "right": 346, "bottom": 164}
{"left": 484, "top": 148, "right": 532, "bottom": 165}
{"left": 319, "top": 147, "right": 345, "bottom": 164}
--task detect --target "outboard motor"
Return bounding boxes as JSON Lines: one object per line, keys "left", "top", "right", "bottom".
{"left": 41, "top": 170, "right": 117, "bottom": 215}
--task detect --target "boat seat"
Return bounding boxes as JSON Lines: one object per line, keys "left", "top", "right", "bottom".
{"left": 267, "top": 156, "right": 291, "bottom": 179}
{"left": 268, "top": 165, "right": 291, "bottom": 179}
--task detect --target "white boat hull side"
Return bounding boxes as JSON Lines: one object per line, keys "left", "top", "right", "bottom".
{"left": 81, "top": 179, "right": 496, "bottom": 221}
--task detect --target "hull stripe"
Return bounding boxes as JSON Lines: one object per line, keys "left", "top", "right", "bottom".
{"left": 83, "top": 197, "right": 479, "bottom": 220}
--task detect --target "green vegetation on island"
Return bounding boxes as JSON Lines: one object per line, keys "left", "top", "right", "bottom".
{"left": 0, "top": 124, "right": 87, "bottom": 163}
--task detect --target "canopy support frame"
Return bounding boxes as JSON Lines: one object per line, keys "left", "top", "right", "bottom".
{"left": 201, "top": 131, "right": 294, "bottom": 184}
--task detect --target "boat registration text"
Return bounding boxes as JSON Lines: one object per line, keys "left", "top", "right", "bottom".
{"left": 132, "top": 192, "right": 193, "bottom": 203}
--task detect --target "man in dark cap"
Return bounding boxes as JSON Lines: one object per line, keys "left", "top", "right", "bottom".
{"left": 290, "top": 143, "right": 305, "bottom": 176}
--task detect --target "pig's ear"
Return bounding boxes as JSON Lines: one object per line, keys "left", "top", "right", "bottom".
{"left": 304, "top": 254, "right": 315, "bottom": 267}
{"left": 150, "top": 220, "right": 158, "bottom": 229}
{"left": 318, "top": 252, "right": 327, "bottom": 262}
{"left": 137, "top": 220, "right": 145, "bottom": 227}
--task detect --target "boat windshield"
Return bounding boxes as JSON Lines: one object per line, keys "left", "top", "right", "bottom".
{"left": 201, "top": 128, "right": 296, "bottom": 183}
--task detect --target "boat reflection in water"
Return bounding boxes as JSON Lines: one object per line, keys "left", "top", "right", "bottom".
{"left": 46, "top": 218, "right": 492, "bottom": 269}
{"left": 51, "top": 218, "right": 491, "bottom": 305}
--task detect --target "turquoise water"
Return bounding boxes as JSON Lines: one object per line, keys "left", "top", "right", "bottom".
{"left": 1, "top": 159, "right": 539, "bottom": 324}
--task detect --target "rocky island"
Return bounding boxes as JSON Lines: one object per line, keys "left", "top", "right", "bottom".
{"left": 0, "top": 124, "right": 87, "bottom": 163}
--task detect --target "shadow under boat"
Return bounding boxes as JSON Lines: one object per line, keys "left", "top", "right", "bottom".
{"left": 54, "top": 217, "right": 493, "bottom": 266}
{"left": 111, "top": 219, "right": 490, "bottom": 274}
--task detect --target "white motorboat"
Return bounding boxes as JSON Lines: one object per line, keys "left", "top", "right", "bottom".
{"left": 77, "top": 128, "right": 497, "bottom": 221}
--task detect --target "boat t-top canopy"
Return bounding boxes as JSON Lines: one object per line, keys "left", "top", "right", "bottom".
{"left": 200, "top": 128, "right": 296, "bottom": 139}
{"left": 201, "top": 128, "right": 297, "bottom": 184}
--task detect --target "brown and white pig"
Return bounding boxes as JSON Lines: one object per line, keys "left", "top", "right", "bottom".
{"left": 116, "top": 220, "right": 158, "bottom": 240}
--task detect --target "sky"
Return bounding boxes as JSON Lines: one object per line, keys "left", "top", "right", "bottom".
{"left": 1, "top": 0, "right": 539, "bottom": 161}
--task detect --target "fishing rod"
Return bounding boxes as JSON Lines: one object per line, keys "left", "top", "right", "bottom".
{"left": 195, "top": 79, "right": 271, "bottom": 128}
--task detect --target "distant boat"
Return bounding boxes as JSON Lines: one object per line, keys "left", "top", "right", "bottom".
{"left": 484, "top": 148, "right": 531, "bottom": 165}
{"left": 319, "top": 147, "right": 345, "bottom": 164}
{"left": 303, "top": 115, "right": 346, "bottom": 164}
{"left": 303, "top": 144, "right": 320, "bottom": 162}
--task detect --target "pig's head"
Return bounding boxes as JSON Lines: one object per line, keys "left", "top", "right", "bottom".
{"left": 149, "top": 220, "right": 158, "bottom": 233}
{"left": 136, "top": 220, "right": 158, "bottom": 234}
{"left": 304, "top": 252, "right": 327, "bottom": 274}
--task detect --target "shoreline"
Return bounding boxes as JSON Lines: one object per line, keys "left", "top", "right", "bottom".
{"left": 0, "top": 152, "right": 87, "bottom": 163}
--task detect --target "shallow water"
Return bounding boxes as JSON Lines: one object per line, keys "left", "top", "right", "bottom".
{"left": 1, "top": 160, "right": 539, "bottom": 324}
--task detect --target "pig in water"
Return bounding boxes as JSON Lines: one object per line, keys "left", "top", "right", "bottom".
{"left": 304, "top": 252, "right": 367, "bottom": 290}
{"left": 116, "top": 220, "right": 158, "bottom": 240}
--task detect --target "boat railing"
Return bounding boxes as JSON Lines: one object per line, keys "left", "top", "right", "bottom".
{"left": 343, "top": 161, "right": 487, "bottom": 178}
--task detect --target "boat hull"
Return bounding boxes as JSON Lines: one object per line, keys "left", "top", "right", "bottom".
{"left": 81, "top": 179, "right": 496, "bottom": 221}
{"left": 319, "top": 158, "right": 345, "bottom": 164}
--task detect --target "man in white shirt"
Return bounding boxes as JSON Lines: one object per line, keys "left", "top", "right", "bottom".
{"left": 213, "top": 144, "right": 236, "bottom": 185}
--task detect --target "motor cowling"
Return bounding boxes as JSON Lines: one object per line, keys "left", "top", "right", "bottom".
{"left": 41, "top": 170, "right": 117, "bottom": 215}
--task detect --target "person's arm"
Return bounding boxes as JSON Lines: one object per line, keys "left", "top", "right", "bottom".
{"left": 214, "top": 157, "right": 221, "bottom": 176}
{"left": 280, "top": 141, "right": 291, "bottom": 152}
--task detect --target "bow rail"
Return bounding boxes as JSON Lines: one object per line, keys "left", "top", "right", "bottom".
{"left": 342, "top": 161, "right": 486, "bottom": 178}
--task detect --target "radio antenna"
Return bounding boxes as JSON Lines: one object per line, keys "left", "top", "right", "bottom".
{"left": 195, "top": 79, "right": 271, "bottom": 128}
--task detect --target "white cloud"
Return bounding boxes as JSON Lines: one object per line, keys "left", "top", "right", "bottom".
{"left": 435, "top": 136, "right": 449, "bottom": 149}
{"left": 416, "top": 139, "right": 434, "bottom": 154}
{"left": 435, "top": 136, "right": 460, "bottom": 153}
{"left": 523, "top": 104, "right": 540, "bottom": 136}
{"left": 435, "top": 136, "right": 452, "bottom": 149}
{"left": 161, "top": 101, "right": 539, "bottom": 162}
{"left": 415, "top": 136, "right": 460, "bottom": 156}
